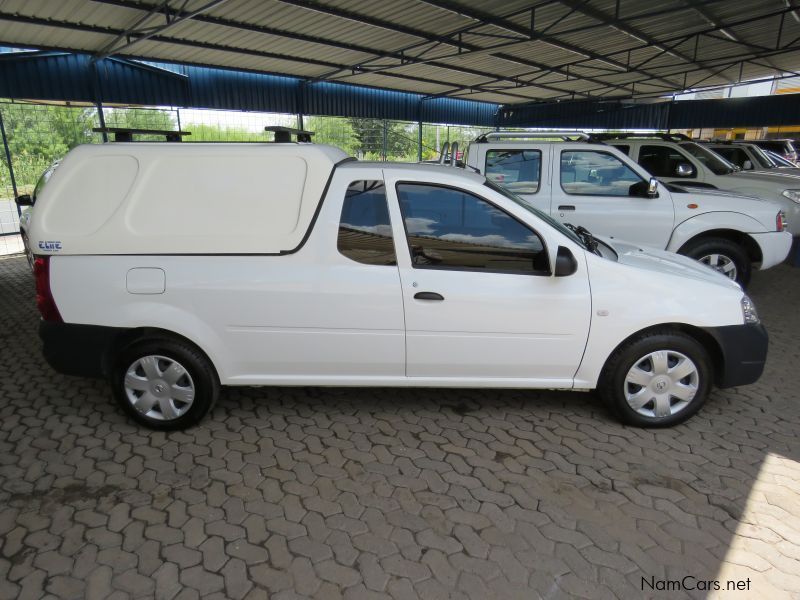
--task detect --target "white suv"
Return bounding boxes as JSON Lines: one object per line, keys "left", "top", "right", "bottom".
{"left": 593, "top": 133, "right": 800, "bottom": 236}
{"left": 465, "top": 133, "right": 791, "bottom": 287}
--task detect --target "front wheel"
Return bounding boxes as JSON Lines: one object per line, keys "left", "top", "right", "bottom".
{"left": 679, "top": 237, "right": 751, "bottom": 287}
{"left": 110, "top": 338, "right": 219, "bottom": 430}
{"left": 599, "top": 331, "right": 712, "bottom": 428}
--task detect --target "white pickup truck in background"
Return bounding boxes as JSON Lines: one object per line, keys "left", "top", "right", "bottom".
{"left": 465, "top": 132, "right": 792, "bottom": 287}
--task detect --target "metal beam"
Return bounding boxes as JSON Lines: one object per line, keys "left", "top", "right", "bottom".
{"left": 273, "top": 0, "right": 650, "bottom": 98}
{"left": 0, "top": 12, "right": 542, "bottom": 102}
{"left": 90, "top": 0, "right": 587, "bottom": 100}
{"left": 96, "top": 0, "right": 230, "bottom": 59}
{"left": 556, "top": 0, "right": 726, "bottom": 78}
{"left": 418, "top": 0, "right": 684, "bottom": 89}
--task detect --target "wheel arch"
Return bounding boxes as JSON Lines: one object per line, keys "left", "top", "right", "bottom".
{"left": 676, "top": 228, "right": 762, "bottom": 264}
{"left": 598, "top": 323, "right": 725, "bottom": 388}
{"left": 103, "top": 327, "right": 221, "bottom": 384}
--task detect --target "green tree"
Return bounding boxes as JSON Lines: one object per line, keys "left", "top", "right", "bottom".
{"left": 186, "top": 123, "right": 265, "bottom": 142}
{"left": 102, "top": 108, "right": 177, "bottom": 140}
{"left": 347, "top": 118, "right": 415, "bottom": 159}
{"left": 304, "top": 116, "right": 358, "bottom": 155}
{"left": 0, "top": 102, "right": 97, "bottom": 192}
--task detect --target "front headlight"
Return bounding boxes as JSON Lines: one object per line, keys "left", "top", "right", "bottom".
{"left": 741, "top": 295, "right": 760, "bottom": 324}
{"left": 781, "top": 189, "right": 800, "bottom": 204}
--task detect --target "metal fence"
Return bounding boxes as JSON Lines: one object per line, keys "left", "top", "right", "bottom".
{"left": 0, "top": 99, "right": 494, "bottom": 254}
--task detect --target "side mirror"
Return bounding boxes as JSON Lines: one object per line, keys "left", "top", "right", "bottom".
{"left": 742, "top": 160, "right": 753, "bottom": 170}
{"left": 15, "top": 194, "right": 33, "bottom": 207}
{"left": 554, "top": 246, "right": 577, "bottom": 277}
{"left": 675, "top": 163, "right": 693, "bottom": 177}
{"left": 647, "top": 177, "right": 658, "bottom": 197}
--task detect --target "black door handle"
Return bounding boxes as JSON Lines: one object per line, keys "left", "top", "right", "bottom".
{"left": 414, "top": 292, "right": 444, "bottom": 301}
{"left": 558, "top": 205, "right": 576, "bottom": 211}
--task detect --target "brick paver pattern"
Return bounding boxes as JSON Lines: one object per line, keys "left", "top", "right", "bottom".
{"left": 1, "top": 254, "right": 799, "bottom": 599}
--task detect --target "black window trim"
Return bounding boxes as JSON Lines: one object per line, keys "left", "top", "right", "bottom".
{"left": 393, "top": 181, "right": 552, "bottom": 277}
{"left": 483, "top": 148, "right": 543, "bottom": 195}
{"left": 337, "top": 179, "right": 397, "bottom": 267}
{"left": 559, "top": 149, "right": 646, "bottom": 197}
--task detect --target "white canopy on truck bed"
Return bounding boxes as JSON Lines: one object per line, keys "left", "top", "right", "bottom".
{"left": 27, "top": 143, "right": 350, "bottom": 255}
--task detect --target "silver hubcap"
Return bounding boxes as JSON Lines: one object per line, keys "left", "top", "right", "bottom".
{"left": 123, "top": 355, "right": 195, "bottom": 421}
{"left": 698, "top": 253, "right": 737, "bottom": 280}
{"left": 624, "top": 350, "right": 699, "bottom": 419}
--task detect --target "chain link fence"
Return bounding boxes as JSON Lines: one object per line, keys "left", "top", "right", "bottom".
{"left": 0, "top": 99, "right": 497, "bottom": 254}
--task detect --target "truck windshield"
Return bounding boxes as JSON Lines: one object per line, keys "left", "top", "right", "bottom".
{"left": 750, "top": 145, "right": 777, "bottom": 168}
{"left": 483, "top": 179, "right": 587, "bottom": 249}
{"left": 679, "top": 142, "right": 735, "bottom": 175}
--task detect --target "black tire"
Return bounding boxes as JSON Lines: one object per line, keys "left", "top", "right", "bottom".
{"left": 110, "top": 337, "right": 219, "bottom": 430}
{"left": 679, "top": 237, "right": 751, "bottom": 288}
{"left": 598, "top": 330, "right": 713, "bottom": 428}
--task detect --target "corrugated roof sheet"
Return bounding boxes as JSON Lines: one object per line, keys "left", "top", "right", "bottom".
{"left": 0, "top": 0, "right": 796, "bottom": 106}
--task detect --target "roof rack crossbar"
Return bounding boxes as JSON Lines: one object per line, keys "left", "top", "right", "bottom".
{"left": 265, "top": 126, "right": 314, "bottom": 143}
{"left": 93, "top": 127, "right": 190, "bottom": 142}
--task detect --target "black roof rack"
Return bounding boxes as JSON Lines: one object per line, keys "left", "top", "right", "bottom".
{"left": 265, "top": 126, "right": 314, "bottom": 143}
{"left": 588, "top": 132, "right": 691, "bottom": 142}
{"left": 93, "top": 127, "right": 190, "bottom": 142}
{"left": 474, "top": 131, "right": 590, "bottom": 143}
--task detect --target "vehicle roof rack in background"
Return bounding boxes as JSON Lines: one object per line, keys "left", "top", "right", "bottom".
{"left": 474, "top": 131, "right": 589, "bottom": 142}
{"left": 265, "top": 126, "right": 315, "bottom": 142}
{"left": 93, "top": 127, "right": 190, "bottom": 142}
{"left": 587, "top": 132, "right": 691, "bottom": 142}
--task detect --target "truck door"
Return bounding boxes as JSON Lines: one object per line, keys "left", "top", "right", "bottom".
{"left": 384, "top": 175, "right": 591, "bottom": 385}
{"left": 550, "top": 147, "right": 675, "bottom": 250}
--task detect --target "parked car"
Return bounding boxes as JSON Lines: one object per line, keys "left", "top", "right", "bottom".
{"left": 699, "top": 140, "right": 786, "bottom": 172}
{"left": 589, "top": 133, "right": 800, "bottom": 237}
{"left": 27, "top": 142, "right": 769, "bottom": 429}
{"left": 763, "top": 148, "right": 800, "bottom": 168}
{"left": 465, "top": 132, "right": 790, "bottom": 286}
{"left": 749, "top": 139, "right": 798, "bottom": 164}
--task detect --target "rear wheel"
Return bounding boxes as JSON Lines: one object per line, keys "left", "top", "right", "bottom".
{"left": 679, "top": 237, "right": 751, "bottom": 287}
{"left": 599, "top": 330, "right": 712, "bottom": 428}
{"left": 110, "top": 338, "right": 218, "bottom": 430}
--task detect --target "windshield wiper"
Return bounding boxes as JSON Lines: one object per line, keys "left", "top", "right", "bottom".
{"left": 564, "top": 223, "right": 599, "bottom": 254}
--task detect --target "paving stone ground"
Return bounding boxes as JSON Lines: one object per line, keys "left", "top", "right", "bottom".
{"left": 1, "top": 253, "right": 799, "bottom": 599}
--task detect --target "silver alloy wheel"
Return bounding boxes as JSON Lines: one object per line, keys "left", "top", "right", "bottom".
{"left": 698, "top": 253, "right": 737, "bottom": 280}
{"left": 624, "top": 350, "right": 699, "bottom": 418}
{"left": 123, "top": 355, "right": 195, "bottom": 421}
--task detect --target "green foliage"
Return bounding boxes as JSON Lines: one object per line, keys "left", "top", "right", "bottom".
{"left": 347, "top": 118, "right": 416, "bottom": 160}
{"left": 187, "top": 123, "right": 265, "bottom": 142}
{"left": 0, "top": 102, "right": 99, "bottom": 194}
{"left": 303, "top": 116, "right": 358, "bottom": 155}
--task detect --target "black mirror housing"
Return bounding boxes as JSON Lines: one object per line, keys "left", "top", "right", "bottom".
{"left": 15, "top": 194, "right": 33, "bottom": 207}
{"left": 554, "top": 246, "right": 578, "bottom": 277}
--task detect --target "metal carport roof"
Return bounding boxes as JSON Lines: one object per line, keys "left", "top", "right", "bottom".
{"left": 0, "top": 0, "right": 798, "bottom": 105}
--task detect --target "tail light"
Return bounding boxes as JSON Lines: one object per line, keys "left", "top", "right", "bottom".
{"left": 777, "top": 211, "right": 788, "bottom": 232}
{"left": 33, "top": 256, "right": 63, "bottom": 322}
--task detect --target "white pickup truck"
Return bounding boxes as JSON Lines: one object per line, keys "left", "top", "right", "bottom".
{"left": 592, "top": 133, "right": 800, "bottom": 236}
{"left": 27, "top": 141, "right": 770, "bottom": 430}
{"left": 465, "top": 132, "right": 792, "bottom": 286}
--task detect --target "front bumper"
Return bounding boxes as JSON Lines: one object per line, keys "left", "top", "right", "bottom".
{"left": 703, "top": 323, "right": 768, "bottom": 388}
{"left": 39, "top": 321, "right": 125, "bottom": 378}
{"left": 750, "top": 231, "right": 792, "bottom": 270}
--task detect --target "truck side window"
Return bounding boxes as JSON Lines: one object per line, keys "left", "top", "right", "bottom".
{"left": 638, "top": 145, "right": 694, "bottom": 178}
{"left": 484, "top": 149, "right": 541, "bottom": 194}
{"left": 396, "top": 184, "right": 549, "bottom": 275}
{"left": 560, "top": 150, "right": 643, "bottom": 196}
{"left": 338, "top": 181, "right": 396, "bottom": 266}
